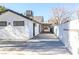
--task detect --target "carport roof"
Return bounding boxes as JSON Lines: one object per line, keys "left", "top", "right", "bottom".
{"left": 41, "top": 22, "right": 52, "bottom": 25}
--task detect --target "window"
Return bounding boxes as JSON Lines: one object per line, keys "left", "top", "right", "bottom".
{"left": 0, "top": 21, "right": 7, "bottom": 26}
{"left": 13, "top": 21, "right": 24, "bottom": 26}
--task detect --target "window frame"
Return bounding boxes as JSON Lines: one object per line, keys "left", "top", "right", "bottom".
{"left": 13, "top": 21, "right": 24, "bottom": 26}
{"left": 0, "top": 21, "right": 7, "bottom": 26}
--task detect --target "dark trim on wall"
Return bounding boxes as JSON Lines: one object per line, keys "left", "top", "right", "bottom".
{"left": 33, "top": 23, "right": 35, "bottom": 37}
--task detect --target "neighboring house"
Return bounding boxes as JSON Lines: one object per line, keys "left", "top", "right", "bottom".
{"left": 33, "top": 16, "right": 44, "bottom": 22}
{"left": 0, "top": 9, "right": 41, "bottom": 41}
{"left": 48, "top": 18, "right": 59, "bottom": 34}
{"left": 48, "top": 17, "right": 60, "bottom": 26}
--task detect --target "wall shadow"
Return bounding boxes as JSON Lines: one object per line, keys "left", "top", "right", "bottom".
{"left": 0, "top": 40, "right": 70, "bottom": 55}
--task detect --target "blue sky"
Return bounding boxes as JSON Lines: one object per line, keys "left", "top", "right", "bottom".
{"left": 0, "top": 3, "right": 79, "bottom": 22}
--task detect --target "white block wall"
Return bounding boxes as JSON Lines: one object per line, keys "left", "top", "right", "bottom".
{"left": 54, "top": 25, "right": 59, "bottom": 37}
{"left": 59, "top": 20, "right": 79, "bottom": 54}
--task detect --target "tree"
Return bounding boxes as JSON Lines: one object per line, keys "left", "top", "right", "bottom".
{"left": 52, "top": 8, "right": 72, "bottom": 24}
{"left": 0, "top": 6, "right": 6, "bottom": 13}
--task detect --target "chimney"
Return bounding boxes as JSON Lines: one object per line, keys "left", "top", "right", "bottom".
{"left": 26, "top": 10, "right": 33, "bottom": 17}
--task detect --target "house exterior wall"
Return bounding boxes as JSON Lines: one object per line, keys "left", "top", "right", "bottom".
{"left": 0, "top": 11, "right": 34, "bottom": 41}
{"left": 26, "top": 20, "right": 33, "bottom": 38}
{"left": 39, "top": 25, "right": 43, "bottom": 33}
{"left": 59, "top": 20, "right": 79, "bottom": 54}
{"left": 33, "top": 16, "right": 44, "bottom": 33}
{"left": 35, "top": 23, "right": 40, "bottom": 36}
{"left": 33, "top": 16, "right": 44, "bottom": 22}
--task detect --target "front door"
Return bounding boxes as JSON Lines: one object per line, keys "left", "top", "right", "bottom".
{"left": 33, "top": 23, "right": 35, "bottom": 36}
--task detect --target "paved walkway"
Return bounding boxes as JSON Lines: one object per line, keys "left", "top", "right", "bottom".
{"left": 0, "top": 33, "right": 70, "bottom": 55}
{"left": 33, "top": 33, "right": 58, "bottom": 39}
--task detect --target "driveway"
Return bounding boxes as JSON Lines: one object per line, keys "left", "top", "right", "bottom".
{"left": 0, "top": 40, "right": 70, "bottom": 55}
{"left": 33, "top": 33, "right": 58, "bottom": 39}
{"left": 0, "top": 33, "right": 70, "bottom": 55}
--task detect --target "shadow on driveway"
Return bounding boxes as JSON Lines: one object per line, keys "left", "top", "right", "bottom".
{"left": 0, "top": 40, "right": 70, "bottom": 55}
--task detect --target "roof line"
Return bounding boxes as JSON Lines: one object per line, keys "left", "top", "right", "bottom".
{"left": 1, "top": 9, "right": 41, "bottom": 24}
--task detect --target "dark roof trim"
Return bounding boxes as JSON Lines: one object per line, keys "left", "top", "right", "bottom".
{"left": 1, "top": 9, "right": 41, "bottom": 24}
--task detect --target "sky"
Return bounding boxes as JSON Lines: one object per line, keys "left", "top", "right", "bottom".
{"left": 0, "top": 3, "right": 79, "bottom": 22}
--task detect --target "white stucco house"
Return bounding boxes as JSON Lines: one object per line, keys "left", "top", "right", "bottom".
{"left": 33, "top": 16, "right": 44, "bottom": 34}
{"left": 0, "top": 9, "right": 41, "bottom": 41}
